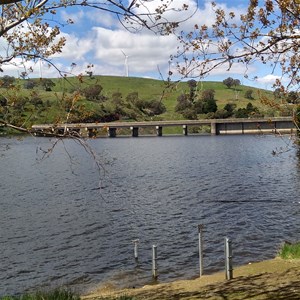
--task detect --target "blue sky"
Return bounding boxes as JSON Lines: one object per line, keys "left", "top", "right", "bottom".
{"left": 4, "top": 0, "right": 282, "bottom": 90}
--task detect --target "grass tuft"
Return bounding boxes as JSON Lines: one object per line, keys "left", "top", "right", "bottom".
{"left": 279, "top": 241, "right": 300, "bottom": 259}
{"left": 0, "top": 289, "right": 80, "bottom": 300}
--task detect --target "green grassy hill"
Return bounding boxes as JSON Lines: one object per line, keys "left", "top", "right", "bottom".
{"left": 0, "top": 75, "right": 290, "bottom": 130}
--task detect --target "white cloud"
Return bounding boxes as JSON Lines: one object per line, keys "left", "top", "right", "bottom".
{"left": 53, "top": 32, "right": 94, "bottom": 61}
{"left": 92, "top": 27, "right": 178, "bottom": 76}
{"left": 256, "top": 74, "right": 281, "bottom": 85}
{"left": 85, "top": 9, "right": 120, "bottom": 29}
{"left": 0, "top": 0, "right": 261, "bottom": 85}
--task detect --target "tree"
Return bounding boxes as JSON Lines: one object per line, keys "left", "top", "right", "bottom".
{"left": 187, "top": 79, "right": 197, "bottom": 103}
{"left": 201, "top": 89, "right": 215, "bottom": 101}
{"left": 245, "top": 89, "right": 254, "bottom": 100}
{"left": 83, "top": 84, "right": 103, "bottom": 101}
{"left": 174, "top": 1, "right": 300, "bottom": 92}
{"left": 223, "top": 77, "right": 235, "bottom": 89}
{"left": 233, "top": 79, "right": 241, "bottom": 89}
{"left": 224, "top": 103, "right": 236, "bottom": 117}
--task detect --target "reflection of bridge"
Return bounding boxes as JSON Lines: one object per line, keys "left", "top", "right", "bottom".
{"left": 32, "top": 117, "right": 296, "bottom": 137}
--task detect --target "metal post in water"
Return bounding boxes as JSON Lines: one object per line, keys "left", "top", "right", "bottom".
{"left": 198, "top": 224, "right": 204, "bottom": 277}
{"left": 224, "top": 237, "right": 233, "bottom": 280}
{"left": 152, "top": 244, "right": 158, "bottom": 280}
{"left": 132, "top": 239, "right": 139, "bottom": 261}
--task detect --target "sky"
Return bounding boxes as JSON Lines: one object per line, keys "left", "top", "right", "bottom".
{"left": 2, "top": 0, "right": 283, "bottom": 90}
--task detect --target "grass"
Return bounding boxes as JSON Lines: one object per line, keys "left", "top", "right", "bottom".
{"left": 1, "top": 75, "right": 288, "bottom": 129}
{"left": 0, "top": 289, "right": 80, "bottom": 300}
{"left": 0, "top": 290, "right": 135, "bottom": 300}
{"left": 279, "top": 241, "right": 300, "bottom": 259}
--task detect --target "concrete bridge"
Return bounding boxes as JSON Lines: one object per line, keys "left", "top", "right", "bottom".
{"left": 31, "top": 117, "right": 296, "bottom": 138}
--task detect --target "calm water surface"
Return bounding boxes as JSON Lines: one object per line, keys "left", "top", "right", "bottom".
{"left": 0, "top": 135, "right": 299, "bottom": 295}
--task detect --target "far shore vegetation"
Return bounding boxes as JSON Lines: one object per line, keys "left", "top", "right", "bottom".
{"left": 1, "top": 75, "right": 299, "bottom": 136}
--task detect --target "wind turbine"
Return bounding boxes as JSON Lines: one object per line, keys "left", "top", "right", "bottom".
{"left": 121, "top": 50, "right": 129, "bottom": 77}
{"left": 39, "top": 58, "right": 43, "bottom": 78}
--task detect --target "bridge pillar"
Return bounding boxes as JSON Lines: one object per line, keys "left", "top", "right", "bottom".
{"left": 107, "top": 127, "right": 117, "bottom": 137}
{"left": 211, "top": 122, "right": 217, "bottom": 135}
{"left": 183, "top": 125, "right": 188, "bottom": 136}
{"left": 87, "top": 128, "right": 97, "bottom": 138}
{"left": 131, "top": 126, "right": 139, "bottom": 137}
{"left": 156, "top": 126, "right": 163, "bottom": 136}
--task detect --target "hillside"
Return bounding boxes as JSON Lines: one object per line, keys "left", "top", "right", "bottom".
{"left": 0, "top": 75, "right": 292, "bottom": 132}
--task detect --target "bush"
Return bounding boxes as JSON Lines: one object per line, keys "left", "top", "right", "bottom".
{"left": 203, "top": 98, "right": 217, "bottom": 114}
{"left": 279, "top": 241, "right": 300, "bottom": 259}
{"left": 24, "top": 80, "right": 36, "bottom": 90}
{"left": 182, "top": 108, "right": 197, "bottom": 119}
{"left": 175, "top": 94, "right": 192, "bottom": 112}
{"left": 83, "top": 84, "right": 103, "bottom": 101}
{"left": 245, "top": 89, "right": 254, "bottom": 100}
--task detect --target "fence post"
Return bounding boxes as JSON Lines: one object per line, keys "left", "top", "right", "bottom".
{"left": 132, "top": 239, "right": 139, "bottom": 261}
{"left": 224, "top": 237, "right": 233, "bottom": 280}
{"left": 152, "top": 245, "right": 158, "bottom": 280}
{"left": 198, "top": 224, "right": 204, "bottom": 277}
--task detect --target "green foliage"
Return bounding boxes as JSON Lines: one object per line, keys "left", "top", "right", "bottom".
{"left": 286, "top": 91, "right": 299, "bottom": 104}
{"left": 203, "top": 98, "right": 217, "bottom": 114}
{"left": 245, "top": 89, "right": 254, "bottom": 100}
{"left": 0, "top": 76, "right": 16, "bottom": 88}
{"left": 201, "top": 89, "right": 215, "bottom": 101}
{"left": 0, "top": 95, "right": 7, "bottom": 106}
{"left": 40, "top": 79, "right": 55, "bottom": 91}
{"left": 234, "top": 102, "right": 262, "bottom": 118}
{"left": 224, "top": 103, "right": 236, "bottom": 116}
{"left": 0, "top": 289, "right": 80, "bottom": 300}
{"left": 83, "top": 84, "right": 104, "bottom": 101}
{"left": 24, "top": 80, "right": 36, "bottom": 90}
{"left": 222, "top": 77, "right": 240, "bottom": 89}
{"left": 0, "top": 76, "right": 286, "bottom": 130}
{"left": 187, "top": 79, "right": 197, "bottom": 102}
{"left": 176, "top": 88, "right": 217, "bottom": 119}
{"left": 279, "top": 241, "right": 300, "bottom": 259}
{"left": 223, "top": 77, "right": 235, "bottom": 89}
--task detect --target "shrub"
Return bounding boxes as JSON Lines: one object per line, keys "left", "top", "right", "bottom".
{"left": 245, "top": 89, "right": 254, "bottom": 100}
{"left": 175, "top": 93, "right": 192, "bottom": 112}
{"left": 24, "top": 80, "right": 36, "bottom": 90}
{"left": 83, "top": 84, "right": 103, "bottom": 101}
{"left": 279, "top": 241, "right": 300, "bottom": 259}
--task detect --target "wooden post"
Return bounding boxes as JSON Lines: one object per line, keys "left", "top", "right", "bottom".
{"left": 152, "top": 245, "right": 158, "bottom": 280}
{"left": 225, "top": 237, "right": 233, "bottom": 280}
{"left": 198, "top": 224, "right": 204, "bottom": 277}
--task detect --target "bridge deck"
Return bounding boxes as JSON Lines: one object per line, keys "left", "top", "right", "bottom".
{"left": 31, "top": 117, "right": 296, "bottom": 137}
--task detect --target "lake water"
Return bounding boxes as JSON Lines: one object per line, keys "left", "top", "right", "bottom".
{"left": 0, "top": 134, "right": 300, "bottom": 296}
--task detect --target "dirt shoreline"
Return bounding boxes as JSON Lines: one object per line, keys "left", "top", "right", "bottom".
{"left": 82, "top": 258, "right": 300, "bottom": 300}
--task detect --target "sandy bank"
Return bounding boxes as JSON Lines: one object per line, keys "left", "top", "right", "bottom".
{"left": 82, "top": 258, "right": 300, "bottom": 300}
